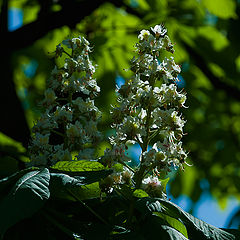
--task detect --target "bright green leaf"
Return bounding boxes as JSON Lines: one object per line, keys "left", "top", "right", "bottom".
{"left": 112, "top": 163, "right": 124, "bottom": 173}
{"left": 51, "top": 160, "right": 105, "bottom": 172}
{"left": 0, "top": 132, "right": 26, "bottom": 153}
{"left": 133, "top": 189, "right": 149, "bottom": 198}
{"left": 159, "top": 177, "right": 169, "bottom": 193}
{"left": 202, "top": 0, "right": 237, "bottom": 19}
{"left": 69, "top": 182, "right": 101, "bottom": 200}
{"left": 197, "top": 26, "right": 229, "bottom": 51}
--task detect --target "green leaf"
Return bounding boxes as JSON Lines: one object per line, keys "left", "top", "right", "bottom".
{"left": 112, "top": 163, "right": 124, "bottom": 173}
{"left": 69, "top": 182, "right": 101, "bottom": 200}
{"left": 197, "top": 26, "right": 229, "bottom": 51}
{"left": 50, "top": 169, "right": 113, "bottom": 186}
{"left": 153, "top": 212, "right": 188, "bottom": 239}
{"left": 202, "top": 0, "right": 237, "bottom": 19}
{"left": 49, "top": 173, "right": 85, "bottom": 200}
{"left": 139, "top": 214, "right": 188, "bottom": 240}
{"left": 133, "top": 189, "right": 149, "bottom": 198}
{"left": 50, "top": 160, "right": 113, "bottom": 187}
{"left": 0, "top": 168, "right": 50, "bottom": 236}
{"left": 135, "top": 198, "right": 240, "bottom": 239}
{"left": 51, "top": 160, "right": 105, "bottom": 171}
{"left": 50, "top": 173, "right": 84, "bottom": 187}
{"left": 0, "top": 167, "right": 39, "bottom": 200}
{"left": 159, "top": 177, "right": 169, "bottom": 193}
{"left": 158, "top": 198, "right": 238, "bottom": 240}
{"left": 160, "top": 225, "right": 189, "bottom": 240}
{"left": 73, "top": 170, "right": 113, "bottom": 185}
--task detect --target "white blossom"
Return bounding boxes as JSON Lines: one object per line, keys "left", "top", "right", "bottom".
{"left": 138, "top": 30, "right": 151, "bottom": 40}
{"left": 151, "top": 24, "right": 167, "bottom": 37}
{"left": 28, "top": 35, "right": 101, "bottom": 167}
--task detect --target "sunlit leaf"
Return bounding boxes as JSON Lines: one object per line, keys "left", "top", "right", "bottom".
{"left": 202, "top": 0, "right": 237, "bottom": 19}
{"left": 159, "top": 177, "right": 169, "bottom": 193}
{"left": 51, "top": 160, "right": 105, "bottom": 172}
{"left": 133, "top": 189, "right": 149, "bottom": 198}
{"left": 197, "top": 26, "right": 229, "bottom": 51}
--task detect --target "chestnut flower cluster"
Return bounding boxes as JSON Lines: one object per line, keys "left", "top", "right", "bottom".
{"left": 28, "top": 26, "right": 188, "bottom": 199}
{"left": 102, "top": 24, "right": 188, "bottom": 197}
{"left": 28, "top": 36, "right": 102, "bottom": 167}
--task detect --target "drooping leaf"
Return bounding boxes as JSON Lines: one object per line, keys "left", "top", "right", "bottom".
{"left": 135, "top": 197, "right": 239, "bottom": 239}
{"left": 134, "top": 198, "right": 188, "bottom": 239}
{"left": 0, "top": 167, "right": 39, "bottom": 200}
{"left": 160, "top": 225, "right": 189, "bottom": 240}
{"left": 50, "top": 170, "right": 113, "bottom": 185}
{"left": 153, "top": 212, "right": 188, "bottom": 239}
{"left": 221, "top": 229, "right": 240, "bottom": 239}
{"left": 0, "top": 168, "right": 50, "bottom": 235}
{"left": 158, "top": 198, "right": 238, "bottom": 240}
{"left": 139, "top": 213, "right": 188, "bottom": 240}
{"left": 49, "top": 173, "right": 85, "bottom": 200}
{"left": 50, "top": 173, "right": 84, "bottom": 187}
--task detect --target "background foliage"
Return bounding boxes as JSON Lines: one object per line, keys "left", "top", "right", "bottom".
{"left": 0, "top": 0, "right": 240, "bottom": 229}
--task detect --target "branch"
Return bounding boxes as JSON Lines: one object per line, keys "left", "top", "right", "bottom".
{"left": 183, "top": 42, "right": 240, "bottom": 101}
{"left": 7, "top": 0, "right": 107, "bottom": 51}
{"left": 6, "top": 0, "right": 144, "bottom": 51}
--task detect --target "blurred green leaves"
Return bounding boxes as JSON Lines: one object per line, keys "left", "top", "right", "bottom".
{"left": 202, "top": 0, "right": 237, "bottom": 19}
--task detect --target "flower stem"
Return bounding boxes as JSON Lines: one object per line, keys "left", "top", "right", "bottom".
{"left": 118, "top": 159, "right": 135, "bottom": 173}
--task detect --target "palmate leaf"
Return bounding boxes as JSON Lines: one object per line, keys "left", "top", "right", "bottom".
{"left": 137, "top": 213, "right": 188, "bottom": 240}
{"left": 152, "top": 212, "right": 188, "bottom": 239}
{"left": 49, "top": 160, "right": 113, "bottom": 201}
{"left": 158, "top": 199, "right": 238, "bottom": 240}
{"left": 50, "top": 160, "right": 113, "bottom": 185}
{"left": 0, "top": 167, "right": 39, "bottom": 200}
{"left": 49, "top": 173, "right": 85, "bottom": 200}
{"left": 49, "top": 173, "right": 110, "bottom": 200}
{"left": 0, "top": 168, "right": 50, "bottom": 236}
{"left": 62, "top": 170, "right": 113, "bottom": 185}
{"left": 51, "top": 160, "right": 105, "bottom": 171}
{"left": 135, "top": 199, "right": 188, "bottom": 239}
{"left": 136, "top": 197, "right": 239, "bottom": 240}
